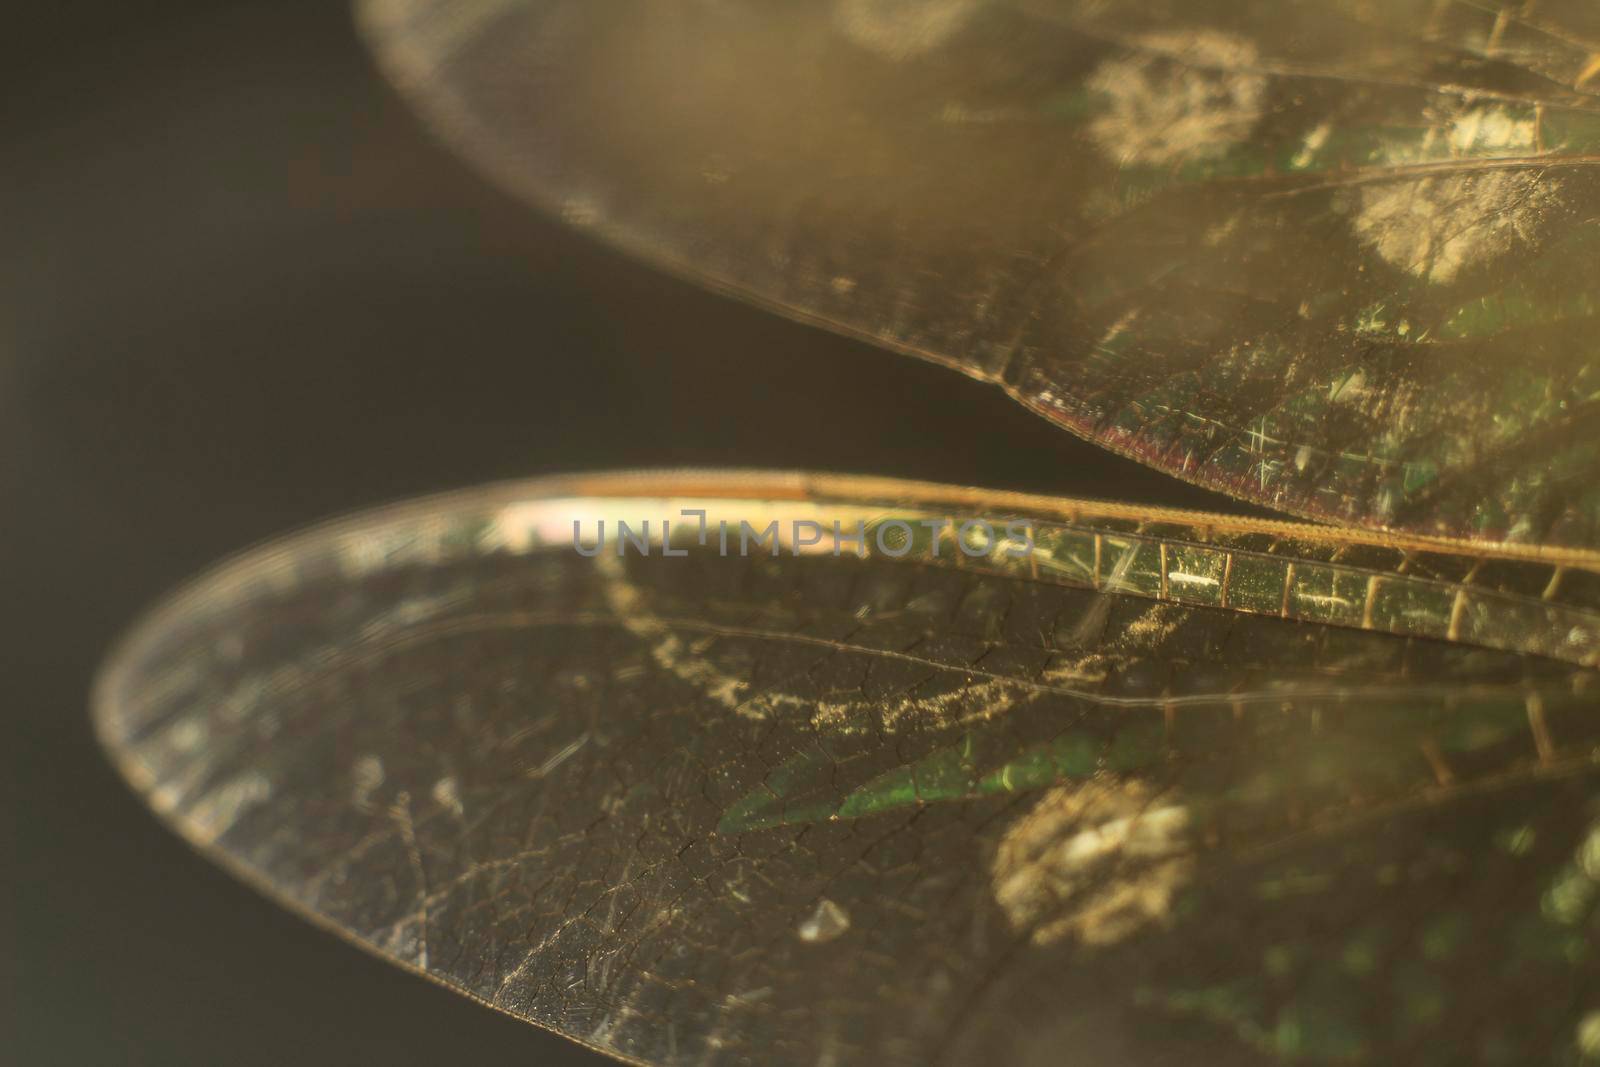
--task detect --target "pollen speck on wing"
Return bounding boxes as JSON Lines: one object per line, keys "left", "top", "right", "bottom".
{"left": 992, "top": 779, "right": 1194, "bottom": 946}
{"left": 1086, "top": 30, "right": 1268, "bottom": 167}
{"left": 1349, "top": 105, "right": 1562, "bottom": 285}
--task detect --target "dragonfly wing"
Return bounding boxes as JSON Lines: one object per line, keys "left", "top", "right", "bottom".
{"left": 96, "top": 471, "right": 1600, "bottom": 1064}
{"left": 358, "top": 0, "right": 1600, "bottom": 550}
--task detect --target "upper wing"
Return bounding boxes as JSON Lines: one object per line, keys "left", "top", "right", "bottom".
{"left": 358, "top": 0, "right": 1600, "bottom": 550}
{"left": 95, "top": 471, "right": 1600, "bottom": 1064}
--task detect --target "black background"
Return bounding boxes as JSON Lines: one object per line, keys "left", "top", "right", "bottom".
{"left": 8, "top": 4, "right": 1238, "bottom": 1063}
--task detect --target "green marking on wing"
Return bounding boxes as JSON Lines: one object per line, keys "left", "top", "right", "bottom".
{"left": 1131, "top": 793, "right": 1600, "bottom": 1064}
{"left": 1440, "top": 226, "right": 1600, "bottom": 340}
{"left": 719, "top": 725, "right": 1147, "bottom": 834}
{"left": 716, "top": 744, "right": 841, "bottom": 834}
{"left": 976, "top": 732, "right": 1102, "bottom": 792}
{"left": 719, "top": 677, "right": 1586, "bottom": 835}
{"left": 836, "top": 734, "right": 980, "bottom": 819}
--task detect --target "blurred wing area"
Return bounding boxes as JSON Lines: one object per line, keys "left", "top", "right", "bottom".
{"left": 359, "top": 0, "right": 1600, "bottom": 549}
{"left": 96, "top": 471, "right": 1600, "bottom": 1065}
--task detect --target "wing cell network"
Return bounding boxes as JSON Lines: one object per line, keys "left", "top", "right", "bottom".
{"left": 359, "top": 0, "right": 1600, "bottom": 549}
{"left": 95, "top": 472, "right": 1600, "bottom": 1065}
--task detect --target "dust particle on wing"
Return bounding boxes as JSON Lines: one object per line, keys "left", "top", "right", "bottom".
{"left": 797, "top": 898, "right": 852, "bottom": 943}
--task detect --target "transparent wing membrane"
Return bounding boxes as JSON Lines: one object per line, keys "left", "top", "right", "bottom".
{"left": 96, "top": 472, "right": 1600, "bottom": 1065}
{"left": 358, "top": 0, "right": 1600, "bottom": 550}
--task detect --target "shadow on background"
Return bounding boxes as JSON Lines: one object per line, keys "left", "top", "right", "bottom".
{"left": 6, "top": 4, "right": 1244, "bottom": 1063}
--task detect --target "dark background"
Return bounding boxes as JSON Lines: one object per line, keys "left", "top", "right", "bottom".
{"left": 7, "top": 4, "right": 1236, "bottom": 1063}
